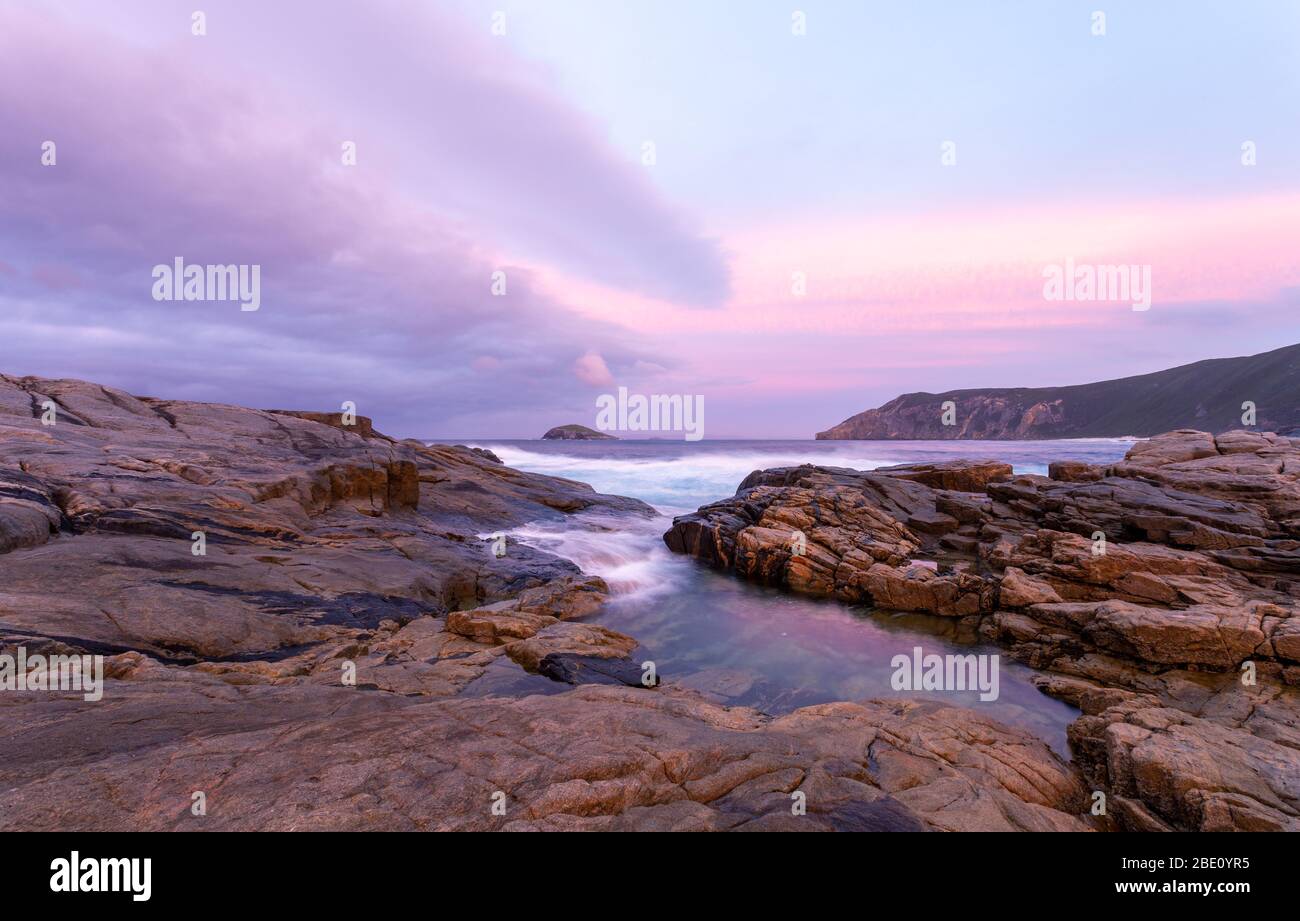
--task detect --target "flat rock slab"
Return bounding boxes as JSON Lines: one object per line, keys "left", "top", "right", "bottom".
{"left": 0, "top": 677, "right": 1089, "bottom": 832}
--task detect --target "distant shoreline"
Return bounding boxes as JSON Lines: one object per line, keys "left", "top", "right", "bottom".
{"left": 425, "top": 435, "right": 1146, "bottom": 444}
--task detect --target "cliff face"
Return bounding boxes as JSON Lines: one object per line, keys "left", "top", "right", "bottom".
{"left": 817, "top": 343, "right": 1300, "bottom": 440}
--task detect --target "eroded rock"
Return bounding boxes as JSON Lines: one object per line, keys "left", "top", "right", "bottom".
{"left": 664, "top": 429, "right": 1300, "bottom": 830}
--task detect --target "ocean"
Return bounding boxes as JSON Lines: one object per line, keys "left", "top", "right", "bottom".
{"left": 460, "top": 438, "right": 1137, "bottom": 756}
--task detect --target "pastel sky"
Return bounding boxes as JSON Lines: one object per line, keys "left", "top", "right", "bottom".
{"left": 2, "top": 0, "right": 1298, "bottom": 438}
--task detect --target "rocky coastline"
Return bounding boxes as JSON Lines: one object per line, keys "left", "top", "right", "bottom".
{"left": 2, "top": 373, "right": 1294, "bottom": 832}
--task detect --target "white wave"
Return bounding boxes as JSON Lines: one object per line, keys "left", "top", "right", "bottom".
{"left": 473, "top": 444, "right": 898, "bottom": 514}
{"left": 500, "top": 512, "right": 686, "bottom": 601}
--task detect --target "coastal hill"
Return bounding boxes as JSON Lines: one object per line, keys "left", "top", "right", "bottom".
{"left": 817, "top": 343, "right": 1300, "bottom": 440}
{"left": 542, "top": 424, "right": 617, "bottom": 440}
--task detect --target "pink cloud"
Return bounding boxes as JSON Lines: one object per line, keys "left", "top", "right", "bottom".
{"left": 573, "top": 351, "right": 615, "bottom": 387}
{"left": 532, "top": 192, "right": 1300, "bottom": 340}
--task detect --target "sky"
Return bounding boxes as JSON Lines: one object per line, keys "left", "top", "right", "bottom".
{"left": 2, "top": 0, "right": 1298, "bottom": 438}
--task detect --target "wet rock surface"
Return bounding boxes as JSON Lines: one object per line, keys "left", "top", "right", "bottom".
{"left": 0, "top": 374, "right": 1093, "bottom": 832}
{"left": 665, "top": 430, "right": 1300, "bottom": 831}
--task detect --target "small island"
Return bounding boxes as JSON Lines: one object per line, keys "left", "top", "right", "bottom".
{"left": 541, "top": 424, "right": 618, "bottom": 440}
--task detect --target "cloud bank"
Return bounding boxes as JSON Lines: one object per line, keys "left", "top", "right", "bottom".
{"left": 0, "top": 1, "right": 728, "bottom": 436}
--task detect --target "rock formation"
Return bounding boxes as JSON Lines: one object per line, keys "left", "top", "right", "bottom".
{"left": 816, "top": 342, "right": 1300, "bottom": 439}
{"left": 542, "top": 424, "right": 617, "bottom": 440}
{"left": 665, "top": 429, "right": 1300, "bottom": 831}
{"left": 0, "top": 374, "right": 1091, "bottom": 832}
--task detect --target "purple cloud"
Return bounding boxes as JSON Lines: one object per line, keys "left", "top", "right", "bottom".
{"left": 0, "top": 2, "right": 728, "bottom": 436}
